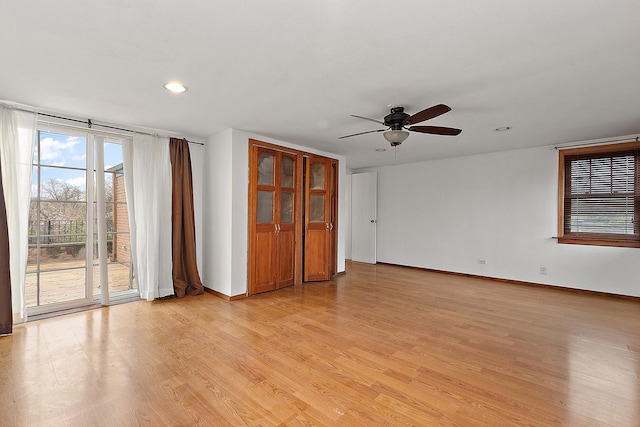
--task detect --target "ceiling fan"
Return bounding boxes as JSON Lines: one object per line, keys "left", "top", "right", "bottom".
{"left": 339, "top": 104, "right": 462, "bottom": 146}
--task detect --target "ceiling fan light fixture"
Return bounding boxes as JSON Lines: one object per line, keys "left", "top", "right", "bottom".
{"left": 383, "top": 130, "right": 410, "bottom": 146}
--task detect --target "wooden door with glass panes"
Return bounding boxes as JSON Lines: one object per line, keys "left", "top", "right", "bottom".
{"left": 277, "top": 153, "right": 296, "bottom": 288}
{"left": 251, "top": 146, "right": 296, "bottom": 293}
{"left": 304, "top": 156, "right": 332, "bottom": 281}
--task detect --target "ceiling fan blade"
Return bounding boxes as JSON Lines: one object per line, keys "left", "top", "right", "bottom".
{"left": 405, "top": 104, "right": 451, "bottom": 125}
{"left": 409, "top": 126, "right": 462, "bottom": 136}
{"left": 350, "top": 114, "right": 385, "bottom": 125}
{"left": 338, "top": 129, "right": 386, "bottom": 139}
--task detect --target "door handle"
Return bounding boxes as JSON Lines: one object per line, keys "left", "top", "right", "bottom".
{"left": 370, "top": 219, "right": 376, "bottom": 223}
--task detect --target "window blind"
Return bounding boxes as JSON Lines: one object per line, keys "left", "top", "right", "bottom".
{"left": 563, "top": 148, "right": 639, "bottom": 241}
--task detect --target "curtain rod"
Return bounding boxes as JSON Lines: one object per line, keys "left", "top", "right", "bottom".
{"left": 1, "top": 103, "right": 205, "bottom": 146}
{"left": 551, "top": 136, "right": 640, "bottom": 150}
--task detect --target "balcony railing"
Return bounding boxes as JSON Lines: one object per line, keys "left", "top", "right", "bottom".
{"left": 28, "top": 219, "right": 114, "bottom": 244}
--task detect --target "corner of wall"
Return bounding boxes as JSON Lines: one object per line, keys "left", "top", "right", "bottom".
{"left": 200, "top": 129, "right": 234, "bottom": 296}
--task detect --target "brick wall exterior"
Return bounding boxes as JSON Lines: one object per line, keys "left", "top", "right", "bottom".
{"left": 113, "top": 174, "right": 131, "bottom": 263}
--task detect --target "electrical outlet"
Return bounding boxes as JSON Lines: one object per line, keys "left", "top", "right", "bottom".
{"left": 540, "top": 267, "right": 547, "bottom": 275}
{"left": 478, "top": 259, "right": 487, "bottom": 265}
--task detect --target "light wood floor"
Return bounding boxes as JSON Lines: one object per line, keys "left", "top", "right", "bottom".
{"left": 1, "top": 261, "right": 639, "bottom": 426}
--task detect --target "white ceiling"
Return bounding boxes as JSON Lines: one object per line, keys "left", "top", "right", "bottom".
{"left": 1, "top": 1, "right": 639, "bottom": 169}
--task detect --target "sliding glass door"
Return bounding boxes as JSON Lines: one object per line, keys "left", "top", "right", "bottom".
{"left": 26, "top": 126, "right": 135, "bottom": 314}
{"left": 99, "top": 140, "right": 136, "bottom": 299}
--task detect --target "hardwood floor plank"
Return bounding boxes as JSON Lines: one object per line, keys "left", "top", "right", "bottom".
{"left": 2, "top": 261, "right": 639, "bottom": 425}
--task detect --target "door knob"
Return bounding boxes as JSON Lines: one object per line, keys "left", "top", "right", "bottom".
{"left": 370, "top": 219, "right": 376, "bottom": 223}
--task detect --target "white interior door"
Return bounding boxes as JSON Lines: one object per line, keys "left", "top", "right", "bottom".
{"left": 351, "top": 172, "right": 377, "bottom": 264}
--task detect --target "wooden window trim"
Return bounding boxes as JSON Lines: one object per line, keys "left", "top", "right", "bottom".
{"left": 558, "top": 141, "right": 640, "bottom": 248}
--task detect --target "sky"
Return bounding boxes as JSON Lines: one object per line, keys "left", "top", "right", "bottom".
{"left": 32, "top": 131, "right": 124, "bottom": 197}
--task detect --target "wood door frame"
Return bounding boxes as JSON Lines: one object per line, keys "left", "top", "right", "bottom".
{"left": 248, "top": 139, "right": 338, "bottom": 295}
{"left": 330, "top": 159, "right": 338, "bottom": 277}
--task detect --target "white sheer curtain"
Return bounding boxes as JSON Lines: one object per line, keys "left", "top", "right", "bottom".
{"left": 0, "top": 106, "right": 36, "bottom": 324}
{"left": 122, "top": 134, "right": 173, "bottom": 300}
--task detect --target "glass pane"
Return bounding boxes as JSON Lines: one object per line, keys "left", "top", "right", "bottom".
{"left": 92, "top": 260, "right": 134, "bottom": 296}
{"left": 309, "top": 161, "right": 325, "bottom": 190}
{"left": 590, "top": 158, "right": 612, "bottom": 194}
{"left": 24, "top": 272, "right": 37, "bottom": 306}
{"left": 569, "top": 197, "right": 635, "bottom": 234}
{"left": 30, "top": 215, "right": 87, "bottom": 244}
{"left": 26, "top": 267, "right": 87, "bottom": 307}
{"left": 281, "top": 156, "right": 294, "bottom": 188}
{"left": 104, "top": 141, "right": 124, "bottom": 170}
{"left": 103, "top": 142, "right": 135, "bottom": 294}
{"left": 38, "top": 131, "right": 86, "bottom": 168}
{"left": 31, "top": 167, "right": 38, "bottom": 198}
{"left": 33, "top": 136, "right": 38, "bottom": 164}
{"left": 258, "top": 152, "right": 274, "bottom": 185}
{"left": 99, "top": 141, "right": 135, "bottom": 293}
{"left": 28, "top": 200, "right": 38, "bottom": 249}
{"left": 570, "top": 156, "right": 635, "bottom": 195}
{"left": 95, "top": 205, "right": 102, "bottom": 295}
{"left": 257, "top": 190, "right": 273, "bottom": 223}
{"left": 28, "top": 130, "right": 90, "bottom": 308}
{"left": 27, "top": 238, "right": 87, "bottom": 274}
{"left": 309, "top": 194, "right": 325, "bottom": 222}
{"left": 39, "top": 167, "right": 86, "bottom": 202}
{"left": 280, "top": 192, "right": 293, "bottom": 224}
{"left": 25, "top": 244, "right": 87, "bottom": 308}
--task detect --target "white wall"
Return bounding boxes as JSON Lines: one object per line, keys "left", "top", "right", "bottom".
{"left": 345, "top": 173, "right": 352, "bottom": 260}
{"left": 202, "top": 128, "right": 346, "bottom": 297}
{"left": 200, "top": 129, "right": 234, "bottom": 296}
{"left": 356, "top": 142, "right": 640, "bottom": 297}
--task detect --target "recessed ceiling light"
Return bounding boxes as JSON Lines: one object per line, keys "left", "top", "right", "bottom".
{"left": 375, "top": 148, "right": 387, "bottom": 152}
{"left": 495, "top": 126, "right": 511, "bottom": 132}
{"left": 164, "top": 81, "right": 187, "bottom": 94}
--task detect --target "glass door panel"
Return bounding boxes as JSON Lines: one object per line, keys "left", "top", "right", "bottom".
{"left": 309, "top": 161, "right": 326, "bottom": 190}
{"left": 258, "top": 151, "right": 275, "bottom": 185}
{"left": 103, "top": 141, "right": 135, "bottom": 295}
{"left": 27, "top": 131, "right": 90, "bottom": 310}
{"left": 281, "top": 156, "right": 294, "bottom": 188}
{"left": 27, "top": 129, "right": 135, "bottom": 313}
{"left": 92, "top": 140, "right": 135, "bottom": 298}
{"left": 257, "top": 190, "right": 274, "bottom": 223}
{"left": 280, "top": 192, "right": 293, "bottom": 224}
{"left": 309, "top": 194, "right": 325, "bottom": 222}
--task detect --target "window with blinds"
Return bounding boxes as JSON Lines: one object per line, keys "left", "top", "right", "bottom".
{"left": 558, "top": 142, "right": 640, "bottom": 248}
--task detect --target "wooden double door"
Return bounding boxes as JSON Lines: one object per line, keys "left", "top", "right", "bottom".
{"left": 249, "top": 141, "right": 337, "bottom": 295}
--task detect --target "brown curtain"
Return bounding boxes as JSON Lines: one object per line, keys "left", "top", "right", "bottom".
{"left": 169, "top": 138, "right": 204, "bottom": 298}
{"left": 0, "top": 159, "right": 12, "bottom": 334}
